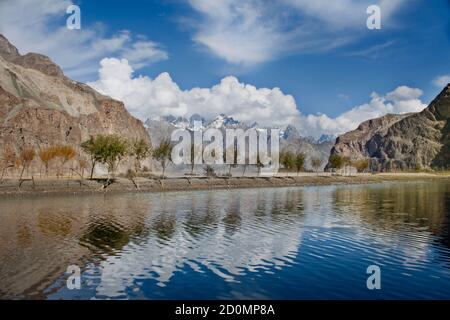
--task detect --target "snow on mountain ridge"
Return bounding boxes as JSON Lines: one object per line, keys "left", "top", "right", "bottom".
{"left": 147, "top": 113, "right": 332, "bottom": 144}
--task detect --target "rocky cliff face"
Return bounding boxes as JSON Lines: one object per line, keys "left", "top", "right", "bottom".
{"left": 0, "top": 35, "right": 151, "bottom": 173}
{"left": 327, "top": 85, "right": 450, "bottom": 171}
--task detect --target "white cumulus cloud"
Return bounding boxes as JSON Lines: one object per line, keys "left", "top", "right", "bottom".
{"left": 89, "top": 58, "right": 427, "bottom": 138}
{"left": 89, "top": 58, "right": 300, "bottom": 127}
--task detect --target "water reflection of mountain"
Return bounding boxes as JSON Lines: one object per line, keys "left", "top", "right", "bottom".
{"left": 433, "top": 190, "right": 450, "bottom": 263}
{"left": 0, "top": 195, "right": 148, "bottom": 298}
{"left": 329, "top": 181, "right": 450, "bottom": 267}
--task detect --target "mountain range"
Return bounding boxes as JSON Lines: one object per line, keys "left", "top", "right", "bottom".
{"left": 1, "top": 33, "right": 448, "bottom": 174}
{"left": 146, "top": 113, "right": 337, "bottom": 140}
{"left": 145, "top": 114, "right": 335, "bottom": 170}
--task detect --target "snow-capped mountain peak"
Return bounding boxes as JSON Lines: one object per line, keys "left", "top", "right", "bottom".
{"left": 282, "top": 124, "right": 300, "bottom": 140}
{"left": 147, "top": 114, "right": 334, "bottom": 145}
{"left": 208, "top": 114, "right": 240, "bottom": 128}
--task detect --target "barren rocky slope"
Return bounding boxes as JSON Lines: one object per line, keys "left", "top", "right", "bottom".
{"left": 327, "top": 85, "right": 450, "bottom": 171}
{"left": 0, "top": 35, "right": 151, "bottom": 172}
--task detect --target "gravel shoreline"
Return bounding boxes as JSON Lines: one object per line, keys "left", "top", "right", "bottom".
{"left": 0, "top": 173, "right": 449, "bottom": 197}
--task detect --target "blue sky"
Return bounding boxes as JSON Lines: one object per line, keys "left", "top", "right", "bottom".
{"left": 84, "top": 0, "right": 450, "bottom": 113}
{"left": 0, "top": 0, "right": 449, "bottom": 137}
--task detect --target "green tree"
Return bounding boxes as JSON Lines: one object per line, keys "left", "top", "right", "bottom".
{"left": 81, "top": 136, "right": 103, "bottom": 179}
{"left": 102, "top": 136, "right": 128, "bottom": 178}
{"left": 130, "top": 139, "right": 151, "bottom": 172}
{"left": 294, "top": 152, "right": 305, "bottom": 176}
{"left": 81, "top": 135, "right": 128, "bottom": 179}
{"left": 329, "top": 154, "right": 345, "bottom": 170}
{"left": 280, "top": 151, "right": 295, "bottom": 172}
{"left": 152, "top": 138, "right": 172, "bottom": 179}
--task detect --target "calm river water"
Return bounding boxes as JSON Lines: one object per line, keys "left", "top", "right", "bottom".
{"left": 0, "top": 180, "right": 449, "bottom": 299}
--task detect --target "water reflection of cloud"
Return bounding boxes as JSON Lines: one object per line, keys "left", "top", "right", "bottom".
{"left": 94, "top": 189, "right": 306, "bottom": 298}
{"left": 1, "top": 181, "right": 449, "bottom": 299}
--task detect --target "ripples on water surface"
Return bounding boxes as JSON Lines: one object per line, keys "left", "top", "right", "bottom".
{"left": 0, "top": 180, "right": 449, "bottom": 299}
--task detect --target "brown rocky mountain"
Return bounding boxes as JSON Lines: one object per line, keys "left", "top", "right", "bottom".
{"left": 327, "top": 84, "right": 450, "bottom": 171}
{"left": 0, "top": 35, "right": 151, "bottom": 174}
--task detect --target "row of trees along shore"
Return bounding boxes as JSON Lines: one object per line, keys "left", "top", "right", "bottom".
{"left": 0, "top": 134, "right": 375, "bottom": 183}
{"left": 328, "top": 154, "right": 370, "bottom": 172}
{"left": 0, "top": 135, "right": 152, "bottom": 182}
{"left": 280, "top": 151, "right": 322, "bottom": 175}
{"left": 269, "top": 152, "right": 369, "bottom": 175}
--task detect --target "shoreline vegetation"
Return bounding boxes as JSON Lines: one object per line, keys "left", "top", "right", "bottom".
{"left": 2, "top": 135, "right": 450, "bottom": 198}
{"left": 0, "top": 172, "right": 449, "bottom": 197}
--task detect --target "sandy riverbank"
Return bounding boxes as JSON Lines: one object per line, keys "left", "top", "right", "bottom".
{"left": 0, "top": 172, "right": 449, "bottom": 197}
